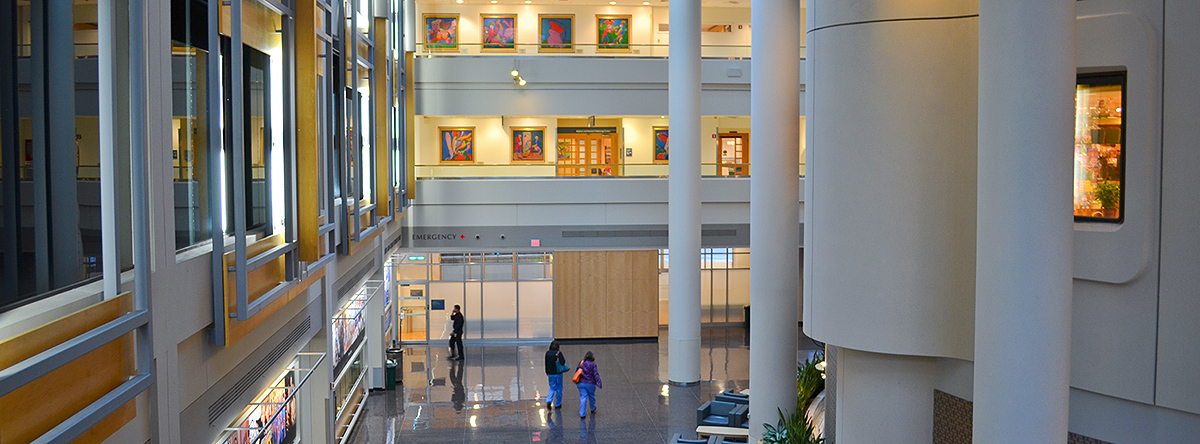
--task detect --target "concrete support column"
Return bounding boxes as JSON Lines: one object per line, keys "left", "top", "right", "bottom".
{"left": 667, "top": 0, "right": 701, "bottom": 386}
{"left": 833, "top": 348, "right": 935, "bottom": 443}
{"left": 749, "top": 0, "right": 801, "bottom": 439}
{"left": 974, "top": 1, "right": 1075, "bottom": 442}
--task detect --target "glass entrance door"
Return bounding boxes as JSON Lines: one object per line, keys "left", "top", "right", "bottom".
{"left": 397, "top": 282, "right": 429, "bottom": 343}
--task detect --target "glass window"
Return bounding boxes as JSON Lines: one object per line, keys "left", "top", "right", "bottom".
{"left": 3, "top": 1, "right": 127, "bottom": 309}
{"left": 1074, "top": 73, "right": 1125, "bottom": 222}
{"left": 172, "top": 0, "right": 212, "bottom": 250}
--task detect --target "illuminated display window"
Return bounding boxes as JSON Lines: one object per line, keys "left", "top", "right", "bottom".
{"left": 1074, "top": 73, "right": 1125, "bottom": 222}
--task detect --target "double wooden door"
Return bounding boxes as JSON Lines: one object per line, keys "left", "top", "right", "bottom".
{"left": 556, "top": 133, "right": 617, "bottom": 176}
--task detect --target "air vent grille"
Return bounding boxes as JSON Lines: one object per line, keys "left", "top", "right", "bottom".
{"left": 208, "top": 316, "right": 311, "bottom": 424}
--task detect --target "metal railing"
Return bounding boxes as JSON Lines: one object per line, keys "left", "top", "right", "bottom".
{"left": 415, "top": 161, "right": 806, "bottom": 178}
{"left": 415, "top": 42, "right": 806, "bottom": 59}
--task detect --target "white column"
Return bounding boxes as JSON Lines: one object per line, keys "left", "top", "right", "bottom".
{"left": 749, "top": 0, "right": 801, "bottom": 439}
{"left": 667, "top": 0, "right": 701, "bottom": 385}
{"left": 974, "top": 0, "right": 1075, "bottom": 442}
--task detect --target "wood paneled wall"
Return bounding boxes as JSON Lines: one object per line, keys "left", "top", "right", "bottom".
{"left": 0, "top": 293, "right": 136, "bottom": 444}
{"left": 553, "top": 250, "right": 658, "bottom": 339}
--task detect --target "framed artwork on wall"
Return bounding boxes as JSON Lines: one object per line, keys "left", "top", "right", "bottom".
{"left": 424, "top": 14, "right": 459, "bottom": 50}
{"left": 511, "top": 127, "right": 546, "bottom": 162}
{"left": 440, "top": 127, "right": 475, "bottom": 163}
{"left": 653, "top": 127, "right": 669, "bottom": 162}
{"left": 481, "top": 14, "right": 517, "bottom": 51}
{"left": 596, "top": 14, "right": 631, "bottom": 51}
{"left": 539, "top": 14, "right": 574, "bottom": 52}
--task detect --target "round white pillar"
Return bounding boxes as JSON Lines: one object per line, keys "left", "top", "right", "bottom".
{"left": 974, "top": 1, "right": 1075, "bottom": 442}
{"left": 667, "top": 0, "right": 702, "bottom": 385}
{"left": 749, "top": 0, "right": 801, "bottom": 439}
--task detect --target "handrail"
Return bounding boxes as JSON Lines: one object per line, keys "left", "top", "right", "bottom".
{"left": 0, "top": 309, "right": 150, "bottom": 398}
{"left": 413, "top": 41, "right": 806, "bottom": 59}
{"left": 413, "top": 161, "right": 805, "bottom": 178}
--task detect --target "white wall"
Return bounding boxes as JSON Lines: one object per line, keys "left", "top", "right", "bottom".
{"left": 1156, "top": 0, "right": 1200, "bottom": 419}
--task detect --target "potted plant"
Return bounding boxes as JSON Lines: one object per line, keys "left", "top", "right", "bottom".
{"left": 1093, "top": 182, "right": 1120, "bottom": 218}
{"left": 762, "top": 351, "right": 827, "bottom": 444}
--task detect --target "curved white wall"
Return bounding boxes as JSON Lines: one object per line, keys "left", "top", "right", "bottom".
{"left": 805, "top": 0, "right": 978, "bottom": 361}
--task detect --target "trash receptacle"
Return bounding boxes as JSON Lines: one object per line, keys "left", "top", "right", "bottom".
{"left": 386, "top": 348, "right": 404, "bottom": 388}
{"left": 384, "top": 360, "right": 397, "bottom": 390}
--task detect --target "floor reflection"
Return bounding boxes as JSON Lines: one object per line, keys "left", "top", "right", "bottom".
{"left": 347, "top": 327, "right": 817, "bottom": 444}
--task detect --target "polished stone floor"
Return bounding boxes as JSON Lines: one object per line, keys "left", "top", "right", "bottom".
{"left": 347, "top": 327, "right": 822, "bottom": 444}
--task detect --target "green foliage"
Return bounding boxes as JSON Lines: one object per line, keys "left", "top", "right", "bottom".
{"left": 761, "top": 351, "right": 827, "bottom": 444}
{"left": 761, "top": 408, "right": 825, "bottom": 444}
{"left": 1094, "top": 182, "right": 1120, "bottom": 210}
{"left": 797, "top": 350, "right": 825, "bottom": 411}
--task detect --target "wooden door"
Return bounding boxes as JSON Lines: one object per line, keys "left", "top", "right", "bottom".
{"left": 717, "top": 133, "right": 749, "bottom": 176}
{"left": 556, "top": 133, "right": 617, "bottom": 176}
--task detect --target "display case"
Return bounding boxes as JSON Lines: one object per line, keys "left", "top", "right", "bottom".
{"left": 1074, "top": 73, "right": 1125, "bottom": 222}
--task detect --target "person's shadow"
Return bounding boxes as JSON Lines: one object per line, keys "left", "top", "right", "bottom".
{"left": 449, "top": 359, "right": 465, "bottom": 412}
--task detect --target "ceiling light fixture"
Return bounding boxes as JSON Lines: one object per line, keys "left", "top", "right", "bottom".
{"left": 525, "top": 0, "right": 532, "bottom": 3}
{"left": 456, "top": 0, "right": 463, "bottom": 3}
{"left": 643, "top": 1, "right": 649, "bottom": 4}
{"left": 609, "top": 1, "right": 616, "bottom": 4}
{"left": 518, "top": 77, "right": 527, "bottom": 86}
{"left": 491, "top": 0, "right": 498, "bottom": 3}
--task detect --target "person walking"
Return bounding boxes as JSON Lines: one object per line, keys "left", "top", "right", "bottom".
{"left": 448, "top": 305, "right": 464, "bottom": 360}
{"left": 574, "top": 351, "right": 602, "bottom": 418}
{"left": 544, "top": 341, "right": 567, "bottom": 410}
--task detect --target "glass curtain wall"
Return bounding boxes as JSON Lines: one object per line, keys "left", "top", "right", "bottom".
{"left": 1, "top": 0, "right": 131, "bottom": 309}
{"left": 342, "top": 0, "right": 378, "bottom": 242}
{"left": 171, "top": 0, "right": 296, "bottom": 251}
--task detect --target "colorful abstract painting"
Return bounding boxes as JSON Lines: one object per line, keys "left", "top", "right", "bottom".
{"left": 512, "top": 128, "right": 546, "bottom": 162}
{"left": 424, "top": 14, "right": 459, "bottom": 50}
{"left": 596, "top": 15, "right": 630, "bottom": 51}
{"left": 481, "top": 14, "right": 516, "bottom": 51}
{"left": 440, "top": 127, "right": 474, "bottom": 162}
{"left": 539, "top": 15, "right": 574, "bottom": 52}
{"left": 653, "top": 127, "right": 669, "bottom": 162}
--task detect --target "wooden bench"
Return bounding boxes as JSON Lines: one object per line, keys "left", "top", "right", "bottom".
{"left": 696, "top": 425, "right": 749, "bottom": 442}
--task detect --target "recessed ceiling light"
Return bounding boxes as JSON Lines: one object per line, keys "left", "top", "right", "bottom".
{"left": 609, "top": 1, "right": 616, "bottom": 4}
{"left": 642, "top": 1, "right": 649, "bottom": 4}
{"left": 525, "top": 0, "right": 532, "bottom": 3}
{"left": 491, "top": 0, "right": 497, "bottom": 2}
{"left": 456, "top": 0, "right": 463, "bottom": 3}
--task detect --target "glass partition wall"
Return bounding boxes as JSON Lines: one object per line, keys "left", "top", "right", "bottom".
{"left": 392, "top": 252, "right": 554, "bottom": 344}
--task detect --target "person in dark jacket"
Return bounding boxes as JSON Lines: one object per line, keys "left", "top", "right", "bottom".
{"left": 449, "top": 305, "right": 464, "bottom": 360}
{"left": 544, "top": 341, "right": 567, "bottom": 409}
{"left": 575, "top": 351, "right": 602, "bottom": 418}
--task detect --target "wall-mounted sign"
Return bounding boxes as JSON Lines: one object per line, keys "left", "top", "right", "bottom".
{"left": 557, "top": 127, "right": 617, "bottom": 134}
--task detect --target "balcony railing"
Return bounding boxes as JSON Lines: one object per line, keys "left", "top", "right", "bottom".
{"left": 415, "top": 162, "right": 806, "bottom": 178}
{"left": 416, "top": 42, "right": 806, "bottom": 59}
